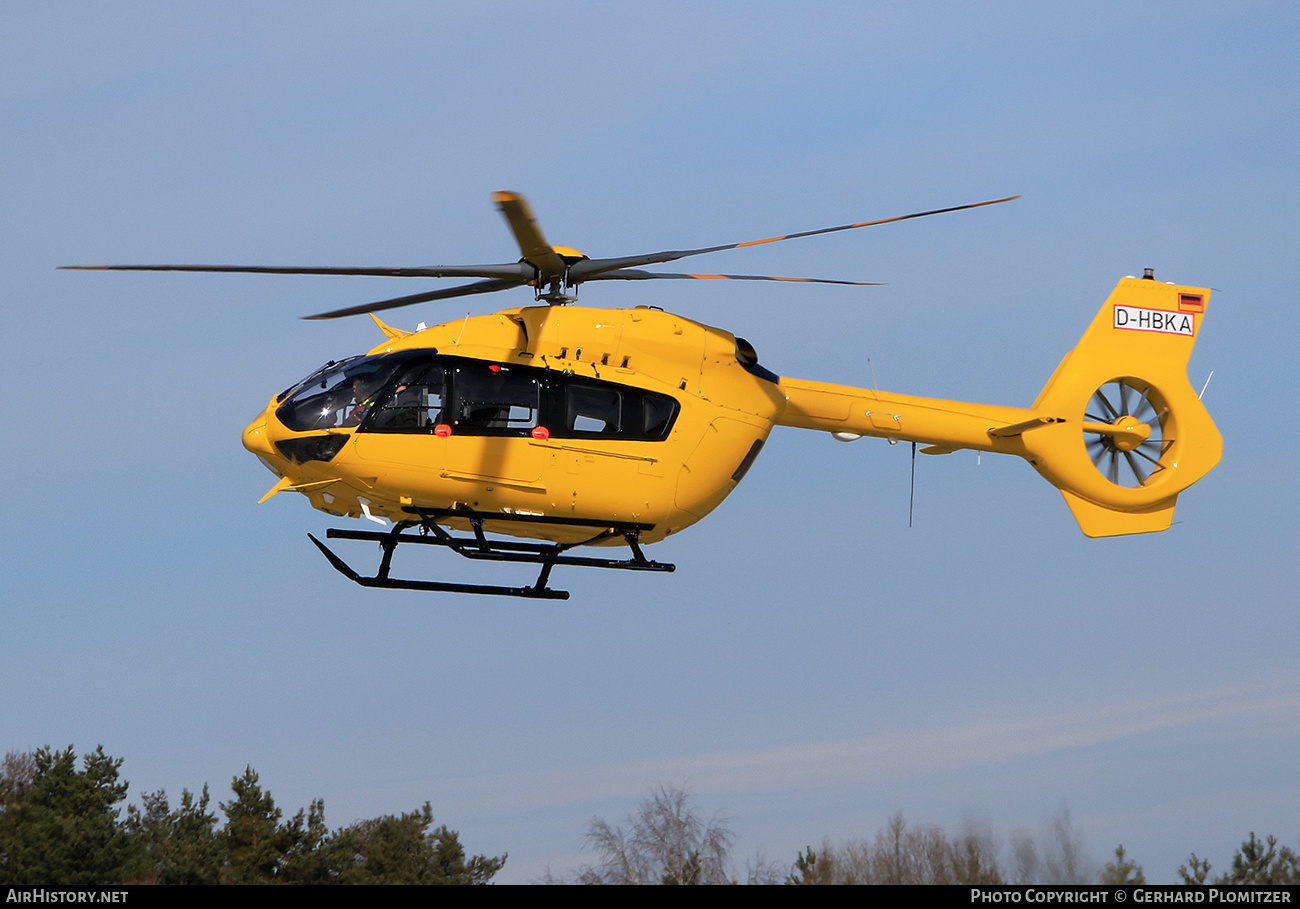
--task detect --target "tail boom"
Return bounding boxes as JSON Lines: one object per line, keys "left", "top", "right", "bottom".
{"left": 776, "top": 379, "right": 1042, "bottom": 457}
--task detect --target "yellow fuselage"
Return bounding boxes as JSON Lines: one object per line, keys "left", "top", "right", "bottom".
{"left": 243, "top": 305, "right": 786, "bottom": 544}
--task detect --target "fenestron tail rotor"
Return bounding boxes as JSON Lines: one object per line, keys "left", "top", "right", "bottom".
{"left": 1083, "top": 378, "right": 1172, "bottom": 488}
{"left": 61, "top": 191, "right": 1019, "bottom": 318}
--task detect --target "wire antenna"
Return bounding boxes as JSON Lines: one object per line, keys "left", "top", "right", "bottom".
{"left": 1198, "top": 370, "right": 1214, "bottom": 400}
{"left": 909, "top": 441, "right": 917, "bottom": 528}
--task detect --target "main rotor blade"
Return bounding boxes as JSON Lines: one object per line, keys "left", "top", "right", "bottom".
{"left": 585, "top": 268, "right": 883, "bottom": 286}
{"left": 302, "top": 278, "right": 526, "bottom": 320}
{"left": 60, "top": 263, "right": 530, "bottom": 279}
{"left": 568, "top": 195, "right": 1020, "bottom": 282}
{"left": 493, "top": 191, "right": 566, "bottom": 279}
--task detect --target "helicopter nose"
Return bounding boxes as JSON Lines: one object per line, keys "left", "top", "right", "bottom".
{"left": 242, "top": 414, "right": 275, "bottom": 459}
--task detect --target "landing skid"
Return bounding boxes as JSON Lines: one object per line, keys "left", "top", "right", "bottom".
{"left": 307, "top": 507, "right": 675, "bottom": 600}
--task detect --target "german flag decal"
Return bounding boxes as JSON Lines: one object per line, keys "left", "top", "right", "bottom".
{"left": 1179, "top": 293, "right": 1205, "bottom": 313}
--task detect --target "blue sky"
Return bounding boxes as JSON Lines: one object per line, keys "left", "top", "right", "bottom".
{"left": 3, "top": 1, "right": 1298, "bottom": 883}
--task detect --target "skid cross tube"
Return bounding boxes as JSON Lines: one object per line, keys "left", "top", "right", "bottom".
{"left": 307, "top": 507, "right": 674, "bottom": 599}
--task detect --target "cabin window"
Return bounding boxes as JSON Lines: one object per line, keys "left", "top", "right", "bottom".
{"left": 564, "top": 383, "right": 622, "bottom": 435}
{"left": 553, "top": 381, "right": 676, "bottom": 440}
{"left": 640, "top": 395, "right": 677, "bottom": 439}
{"left": 451, "top": 366, "right": 540, "bottom": 435}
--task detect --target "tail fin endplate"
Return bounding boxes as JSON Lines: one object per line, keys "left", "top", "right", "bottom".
{"left": 1024, "top": 276, "right": 1221, "bottom": 536}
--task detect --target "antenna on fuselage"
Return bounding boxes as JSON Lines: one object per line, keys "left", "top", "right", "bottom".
{"left": 909, "top": 441, "right": 917, "bottom": 528}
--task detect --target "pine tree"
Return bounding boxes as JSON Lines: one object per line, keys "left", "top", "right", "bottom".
{"left": 1217, "top": 833, "right": 1300, "bottom": 885}
{"left": 220, "top": 767, "right": 296, "bottom": 883}
{"left": 0, "top": 746, "right": 134, "bottom": 885}
{"left": 126, "top": 785, "right": 223, "bottom": 884}
{"left": 1100, "top": 845, "right": 1145, "bottom": 885}
{"left": 280, "top": 798, "right": 332, "bottom": 883}
{"left": 331, "top": 802, "right": 505, "bottom": 884}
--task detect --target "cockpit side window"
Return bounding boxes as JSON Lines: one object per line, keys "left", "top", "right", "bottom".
{"left": 365, "top": 362, "right": 446, "bottom": 433}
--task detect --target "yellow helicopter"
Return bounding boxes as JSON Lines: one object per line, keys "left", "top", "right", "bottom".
{"left": 65, "top": 192, "right": 1221, "bottom": 599}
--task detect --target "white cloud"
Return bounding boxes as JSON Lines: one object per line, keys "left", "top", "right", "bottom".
{"left": 447, "top": 675, "right": 1300, "bottom": 816}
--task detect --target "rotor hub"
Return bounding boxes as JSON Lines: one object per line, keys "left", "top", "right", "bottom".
{"left": 1106, "top": 415, "right": 1151, "bottom": 452}
{"left": 1084, "top": 378, "right": 1171, "bottom": 488}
